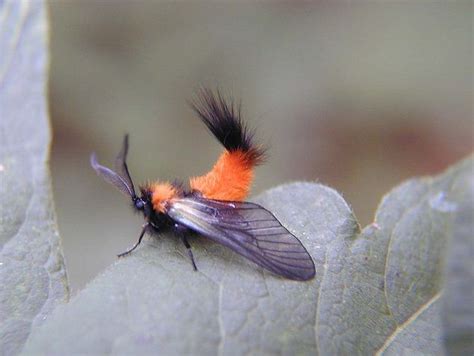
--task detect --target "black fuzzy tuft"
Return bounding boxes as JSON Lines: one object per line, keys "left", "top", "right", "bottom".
{"left": 190, "top": 88, "right": 265, "bottom": 164}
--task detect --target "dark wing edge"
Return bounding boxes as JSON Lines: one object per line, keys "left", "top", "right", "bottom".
{"left": 168, "top": 197, "right": 315, "bottom": 281}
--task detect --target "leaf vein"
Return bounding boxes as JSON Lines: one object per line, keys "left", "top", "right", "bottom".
{"left": 374, "top": 292, "right": 441, "bottom": 356}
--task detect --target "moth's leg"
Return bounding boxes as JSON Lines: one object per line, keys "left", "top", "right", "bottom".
{"left": 181, "top": 235, "right": 198, "bottom": 271}
{"left": 118, "top": 223, "right": 148, "bottom": 258}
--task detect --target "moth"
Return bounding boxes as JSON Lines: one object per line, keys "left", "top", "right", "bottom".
{"left": 90, "top": 89, "right": 315, "bottom": 281}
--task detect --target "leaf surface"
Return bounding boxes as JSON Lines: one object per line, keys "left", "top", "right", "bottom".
{"left": 440, "top": 164, "right": 474, "bottom": 355}
{"left": 23, "top": 151, "right": 472, "bottom": 355}
{"left": 0, "top": 1, "right": 69, "bottom": 354}
{"left": 23, "top": 183, "right": 357, "bottom": 354}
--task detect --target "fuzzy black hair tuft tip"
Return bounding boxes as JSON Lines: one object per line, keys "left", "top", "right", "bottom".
{"left": 190, "top": 88, "right": 266, "bottom": 164}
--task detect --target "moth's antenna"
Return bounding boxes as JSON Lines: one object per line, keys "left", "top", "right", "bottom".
{"left": 115, "top": 134, "right": 137, "bottom": 198}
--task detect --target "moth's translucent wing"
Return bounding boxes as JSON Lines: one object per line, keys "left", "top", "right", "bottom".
{"left": 168, "top": 197, "right": 315, "bottom": 281}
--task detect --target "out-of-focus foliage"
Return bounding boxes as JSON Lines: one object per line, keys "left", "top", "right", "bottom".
{"left": 0, "top": 1, "right": 68, "bottom": 355}
{"left": 441, "top": 167, "right": 474, "bottom": 355}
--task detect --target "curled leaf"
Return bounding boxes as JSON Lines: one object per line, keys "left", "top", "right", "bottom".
{"left": 0, "top": 1, "right": 69, "bottom": 354}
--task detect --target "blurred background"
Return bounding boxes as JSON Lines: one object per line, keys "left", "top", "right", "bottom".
{"left": 48, "top": 2, "right": 473, "bottom": 293}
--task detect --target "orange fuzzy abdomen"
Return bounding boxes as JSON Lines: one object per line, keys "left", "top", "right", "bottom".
{"left": 190, "top": 150, "right": 254, "bottom": 201}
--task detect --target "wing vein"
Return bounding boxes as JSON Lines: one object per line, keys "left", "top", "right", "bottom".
{"left": 168, "top": 197, "right": 315, "bottom": 280}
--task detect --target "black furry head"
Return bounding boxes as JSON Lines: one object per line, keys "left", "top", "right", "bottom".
{"left": 190, "top": 88, "right": 266, "bottom": 165}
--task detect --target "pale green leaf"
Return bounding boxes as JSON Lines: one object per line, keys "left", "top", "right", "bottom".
{"left": 23, "top": 155, "right": 473, "bottom": 354}
{"left": 0, "top": 1, "right": 68, "bottom": 355}
{"left": 441, "top": 167, "right": 474, "bottom": 355}
{"left": 22, "top": 183, "right": 358, "bottom": 354}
